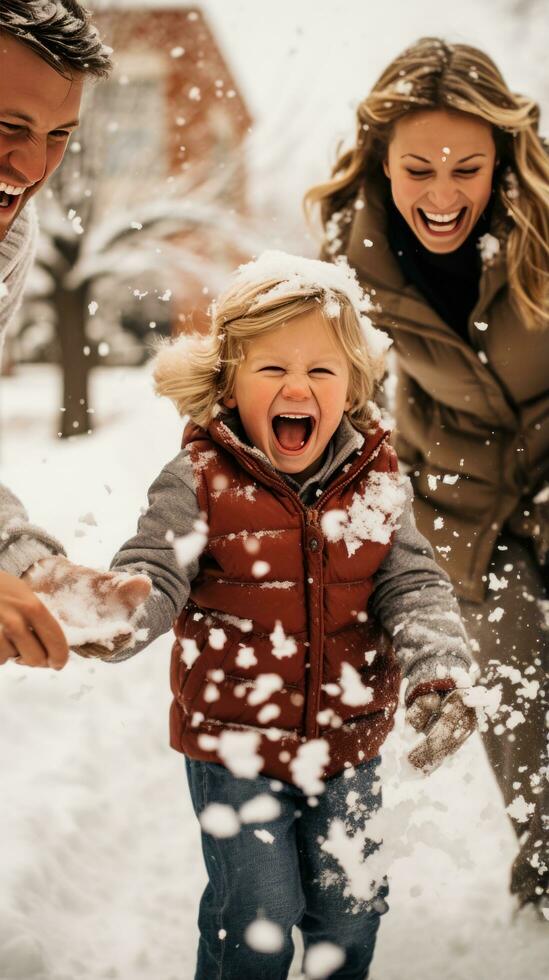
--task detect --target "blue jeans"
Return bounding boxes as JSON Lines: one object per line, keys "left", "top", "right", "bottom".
{"left": 185, "top": 756, "right": 388, "bottom": 979}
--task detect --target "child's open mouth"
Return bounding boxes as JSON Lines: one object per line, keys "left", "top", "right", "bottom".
{"left": 272, "top": 413, "right": 316, "bottom": 453}
{"left": 417, "top": 206, "right": 467, "bottom": 237}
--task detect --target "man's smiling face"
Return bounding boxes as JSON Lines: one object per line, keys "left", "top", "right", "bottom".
{"left": 0, "top": 33, "right": 83, "bottom": 240}
{"left": 224, "top": 307, "right": 351, "bottom": 480}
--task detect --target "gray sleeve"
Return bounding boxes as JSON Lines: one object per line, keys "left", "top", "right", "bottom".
{"left": 0, "top": 206, "right": 60, "bottom": 576}
{"left": 370, "top": 479, "right": 472, "bottom": 697}
{"left": 0, "top": 483, "right": 66, "bottom": 577}
{"left": 108, "top": 449, "right": 201, "bottom": 660}
{"left": 0, "top": 202, "right": 38, "bottom": 347}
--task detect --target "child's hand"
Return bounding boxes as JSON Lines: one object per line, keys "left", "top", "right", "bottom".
{"left": 406, "top": 689, "right": 477, "bottom": 773}
{"left": 23, "top": 556, "right": 151, "bottom": 660}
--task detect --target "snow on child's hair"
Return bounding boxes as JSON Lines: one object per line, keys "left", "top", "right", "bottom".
{"left": 232, "top": 250, "right": 392, "bottom": 365}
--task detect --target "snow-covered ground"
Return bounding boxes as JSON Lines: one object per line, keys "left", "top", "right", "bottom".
{"left": 1, "top": 364, "right": 546, "bottom": 980}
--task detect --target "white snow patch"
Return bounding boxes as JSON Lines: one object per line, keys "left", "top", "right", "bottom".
{"left": 478, "top": 233, "right": 500, "bottom": 264}
{"left": 270, "top": 621, "right": 298, "bottom": 658}
{"left": 338, "top": 662, "right": 374, "bottom": 707}
{"left": 289, "top": 739, "right": 330, "bottom": 795}
{"left": 506, "top": 795, "right": 535, "bottom": 824}
{"left": 322, "top": 472, "right": 406, "bottom": 556}
{"left": 254, "top": 829, "right": 275, "bottom": 844}
{"left": 488, "top": 607, "right": 505, "bottom": 623}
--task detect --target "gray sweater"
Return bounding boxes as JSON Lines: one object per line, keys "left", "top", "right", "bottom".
{"left": 111, "top": 415, "right": 473, "bottom": 696}
{"left": 0, "top": 203, "right": 65, "bottom": 576}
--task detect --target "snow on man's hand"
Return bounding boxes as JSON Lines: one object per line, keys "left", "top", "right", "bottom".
{"left": 23, "top": 556, "right": 151, "bottom": 660}
{"left": 406, "top": 690, "right": 477, "bottom": 774}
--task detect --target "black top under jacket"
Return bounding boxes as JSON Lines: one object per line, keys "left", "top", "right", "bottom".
{"left": 386, "top": 198, "right": 494, "bottom": 341}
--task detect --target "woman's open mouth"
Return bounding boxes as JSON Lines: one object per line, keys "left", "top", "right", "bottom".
{"left": 271, "top": 414, "right": 316, "bottom": 454}
{"left": 417, "top": 206, "right": 467, "bottom": 237}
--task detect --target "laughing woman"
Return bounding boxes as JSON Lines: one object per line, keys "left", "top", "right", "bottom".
{"left": 305, "top": 37, "right": 548, "bottom": 911}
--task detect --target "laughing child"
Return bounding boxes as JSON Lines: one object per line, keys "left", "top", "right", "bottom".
{"left": 26, "top": 252, "right": 477, "bottom": 979}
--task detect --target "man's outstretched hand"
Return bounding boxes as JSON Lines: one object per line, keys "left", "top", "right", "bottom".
{"left": 406, "top": 689, "right": 477, "bottom": 773}
{"left": 22, "top": 556, "right": 151, "bottom": 661}
{"left": 0, "top": 570, "right": 70, "bottom": 669}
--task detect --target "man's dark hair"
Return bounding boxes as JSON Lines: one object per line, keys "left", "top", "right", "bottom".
{"left": 0, "top": 1, "right": 113, "bottom": 78}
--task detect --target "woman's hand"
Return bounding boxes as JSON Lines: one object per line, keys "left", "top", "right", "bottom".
{"left": 0, "top": 570, "right": 69, "bottom": 669}
{"left": 406, "top": 689, "right": 477, "bottom": 773}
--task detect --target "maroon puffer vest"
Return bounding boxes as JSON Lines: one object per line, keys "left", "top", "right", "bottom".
{"left": 170, "top": 417, "right": 402, "bottom": 784}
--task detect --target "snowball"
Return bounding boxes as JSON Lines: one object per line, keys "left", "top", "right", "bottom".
{"left": 239, "top": 794, "right": 281, "bottom": 824}
{"left": 247, "top": 673, "right": 284, "bottom": 706}
{"left": 33, "top": 569, "right": 150, "bottom": 650}
{"left": 257, "top": 704, "right": 281, "bottom": 724}
{"left": 304, "top": 942, "right": 346, "bottom": 978}
{"left": 321, "top": 509, "right": 347, "bottom": 541}
{"left": 236, "top": 646, "right": 257, "bottom": 668}
{"left": 78, "top": 511, "right": 97, "bottom": 526}
{"left": 199, "top": 803, "right": 240, "bottom": 838}
{"left": 180, "top": 638, "right": 200, "bottom": 668}
{"left": 506, "top": 795, "right": 535, "bottom": 824}
{"left": 506, "top": 710, "right": 525, "bottom": 730}
{"left": 289, "top": 740, "right": 329, "bottom": 795}
{"left": 487, "top": 607, "right": 504, "bottom": 623}
{"left": 244, "top": 919, "right": 284, "bottom": 953}
{"left": 172, "top": 519, "right": 208, "bottom": 567}
{"left": 252, "top": 560, "right": 270, "bottom": 578}
{"left": 338, "top": 663, "right": 374, "bottom": 707}
{"left": 462, "top": 684, "right": 502, "bottom": 717}
{"left": 208, "top": 628, "right": 227, "bottom": 650}
{"left": 217, "top": 731, "right": 263, "bottom": 778}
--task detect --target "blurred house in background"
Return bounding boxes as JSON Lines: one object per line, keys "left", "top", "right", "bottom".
{"left": 15, "top": 4, "right": 255, "bottom": 436}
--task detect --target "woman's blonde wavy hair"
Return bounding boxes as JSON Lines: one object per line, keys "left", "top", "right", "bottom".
{"left": 305, "top": 37, "right": 549, "bottom": 329}
{"left": 153, "top": 278, "right": 384, "bottom": 433}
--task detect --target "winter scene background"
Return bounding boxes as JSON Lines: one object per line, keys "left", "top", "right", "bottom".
{"left": 1, "top": 0, "right": 548, "bottom": 978}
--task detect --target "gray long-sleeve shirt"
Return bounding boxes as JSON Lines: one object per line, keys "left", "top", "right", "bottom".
{"left": 0, "top": 203, "right": 65, "bottom": 576}
{"left": 111, "top": 415, "right": 473, "bottom": 696}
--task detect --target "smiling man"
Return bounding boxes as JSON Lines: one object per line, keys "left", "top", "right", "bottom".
{"left": 0, "top": 1, "right": 116, "bottom": 668}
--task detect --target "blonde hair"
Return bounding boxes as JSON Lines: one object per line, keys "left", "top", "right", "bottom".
{"left": 153, "top": 276, "right": 385, "bottom": 433}
{"left": 305, "top": 37, "right": 549, "bottom": 330}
